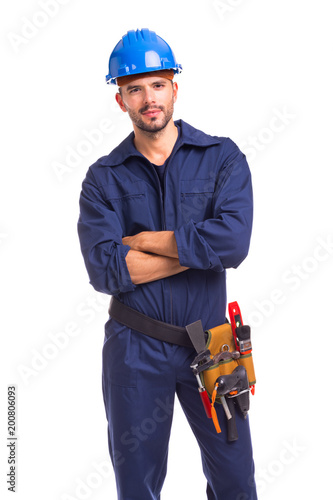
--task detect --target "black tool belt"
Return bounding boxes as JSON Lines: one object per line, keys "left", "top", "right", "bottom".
{"left": 108, "top": 297, "right": 194, "bottom": 348}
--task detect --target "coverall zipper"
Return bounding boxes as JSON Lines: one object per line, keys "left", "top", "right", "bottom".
{"left": 161, "top": 141, "right": 182, "bottom": 324}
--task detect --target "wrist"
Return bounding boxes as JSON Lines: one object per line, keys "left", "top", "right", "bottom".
{"left": 148, "top": 231, "right": 178, "bottom": 258}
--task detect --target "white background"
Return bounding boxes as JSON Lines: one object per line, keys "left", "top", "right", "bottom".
{"left": 1, "top": 0, "right": 332, "bottom": 498}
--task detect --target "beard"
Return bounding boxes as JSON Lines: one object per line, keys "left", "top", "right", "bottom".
{"left": 126, "top": 100, "right": 174, "bottom": 136}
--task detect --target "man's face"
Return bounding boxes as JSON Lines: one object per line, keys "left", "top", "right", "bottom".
{"left": 115, "top": 75, "right": 178, "bottom": 134}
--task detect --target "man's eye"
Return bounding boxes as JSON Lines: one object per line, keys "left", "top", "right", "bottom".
{"left": 129, "top": 88, "right": 140, "bottom": 94}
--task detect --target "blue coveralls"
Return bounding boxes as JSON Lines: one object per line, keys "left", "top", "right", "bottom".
{"left": 78, "top": 120, "right": 257, "bottom": 499}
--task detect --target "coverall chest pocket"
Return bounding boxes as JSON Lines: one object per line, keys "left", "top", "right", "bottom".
{"left": 103, "top": 181, "right": 153, "bottom": 235}
{"left": 180, "top": 179, "right": 215, "bottom": 223}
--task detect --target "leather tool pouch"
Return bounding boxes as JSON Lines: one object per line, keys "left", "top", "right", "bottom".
{"left": 201, "top": 323, "right": 256, "bottom": 400}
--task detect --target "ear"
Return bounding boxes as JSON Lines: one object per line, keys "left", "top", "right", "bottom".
{"left": 172, "top": 82, "right": 178, "bottom": 104}
{"left": 115, "top": 92, "right": 127, "bottom": 113}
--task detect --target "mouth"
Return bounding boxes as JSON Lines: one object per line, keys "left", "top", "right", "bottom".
{"left": 141, "top": 107, "right": 163, "bottom": 118}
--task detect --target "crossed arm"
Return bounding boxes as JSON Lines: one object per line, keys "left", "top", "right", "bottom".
{"left": 122, "top": 231, "right": 189, "bottom": 285}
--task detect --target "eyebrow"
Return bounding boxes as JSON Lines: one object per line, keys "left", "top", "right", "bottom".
{"left": 125, "top": 80, "right": 169, "bottom": 91}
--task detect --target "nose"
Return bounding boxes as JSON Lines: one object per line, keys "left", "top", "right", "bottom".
{"left": 143, "top": 86, "right": 156, "bottom": 104}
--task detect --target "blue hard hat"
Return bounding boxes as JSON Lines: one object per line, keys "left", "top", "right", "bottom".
{"left": 106, "top": 28, "right": 182, "bottom": 85}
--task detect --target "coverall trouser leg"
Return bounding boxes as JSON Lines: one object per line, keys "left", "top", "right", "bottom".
{"left": 102, "top": 318, "right": 257, "bottom": 500}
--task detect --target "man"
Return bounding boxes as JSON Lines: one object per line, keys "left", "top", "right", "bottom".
{"left": 78, "top": 28, "right": 257, "bottom": 500}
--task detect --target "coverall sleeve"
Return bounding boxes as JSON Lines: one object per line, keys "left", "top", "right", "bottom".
{"left": 77, "top": 168, "right": 136, "bottom": 295}
{"left": 174, "top": 139, "right": 253, "bottom": 272}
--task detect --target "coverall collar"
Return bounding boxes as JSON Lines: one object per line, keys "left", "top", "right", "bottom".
{"left": 100, "top": 119, "right": 222, "bottom": 167}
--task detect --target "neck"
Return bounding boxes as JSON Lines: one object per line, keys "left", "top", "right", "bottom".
{"left": 133, "top": 119, "right": 178, "bottom": 165}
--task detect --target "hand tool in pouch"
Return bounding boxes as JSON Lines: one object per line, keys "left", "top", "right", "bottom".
{"left": 186, "top": 321, "right": 213, "bottom": 419}
{"left": 228, "top": 301, "right": 256, "bottom": 395}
